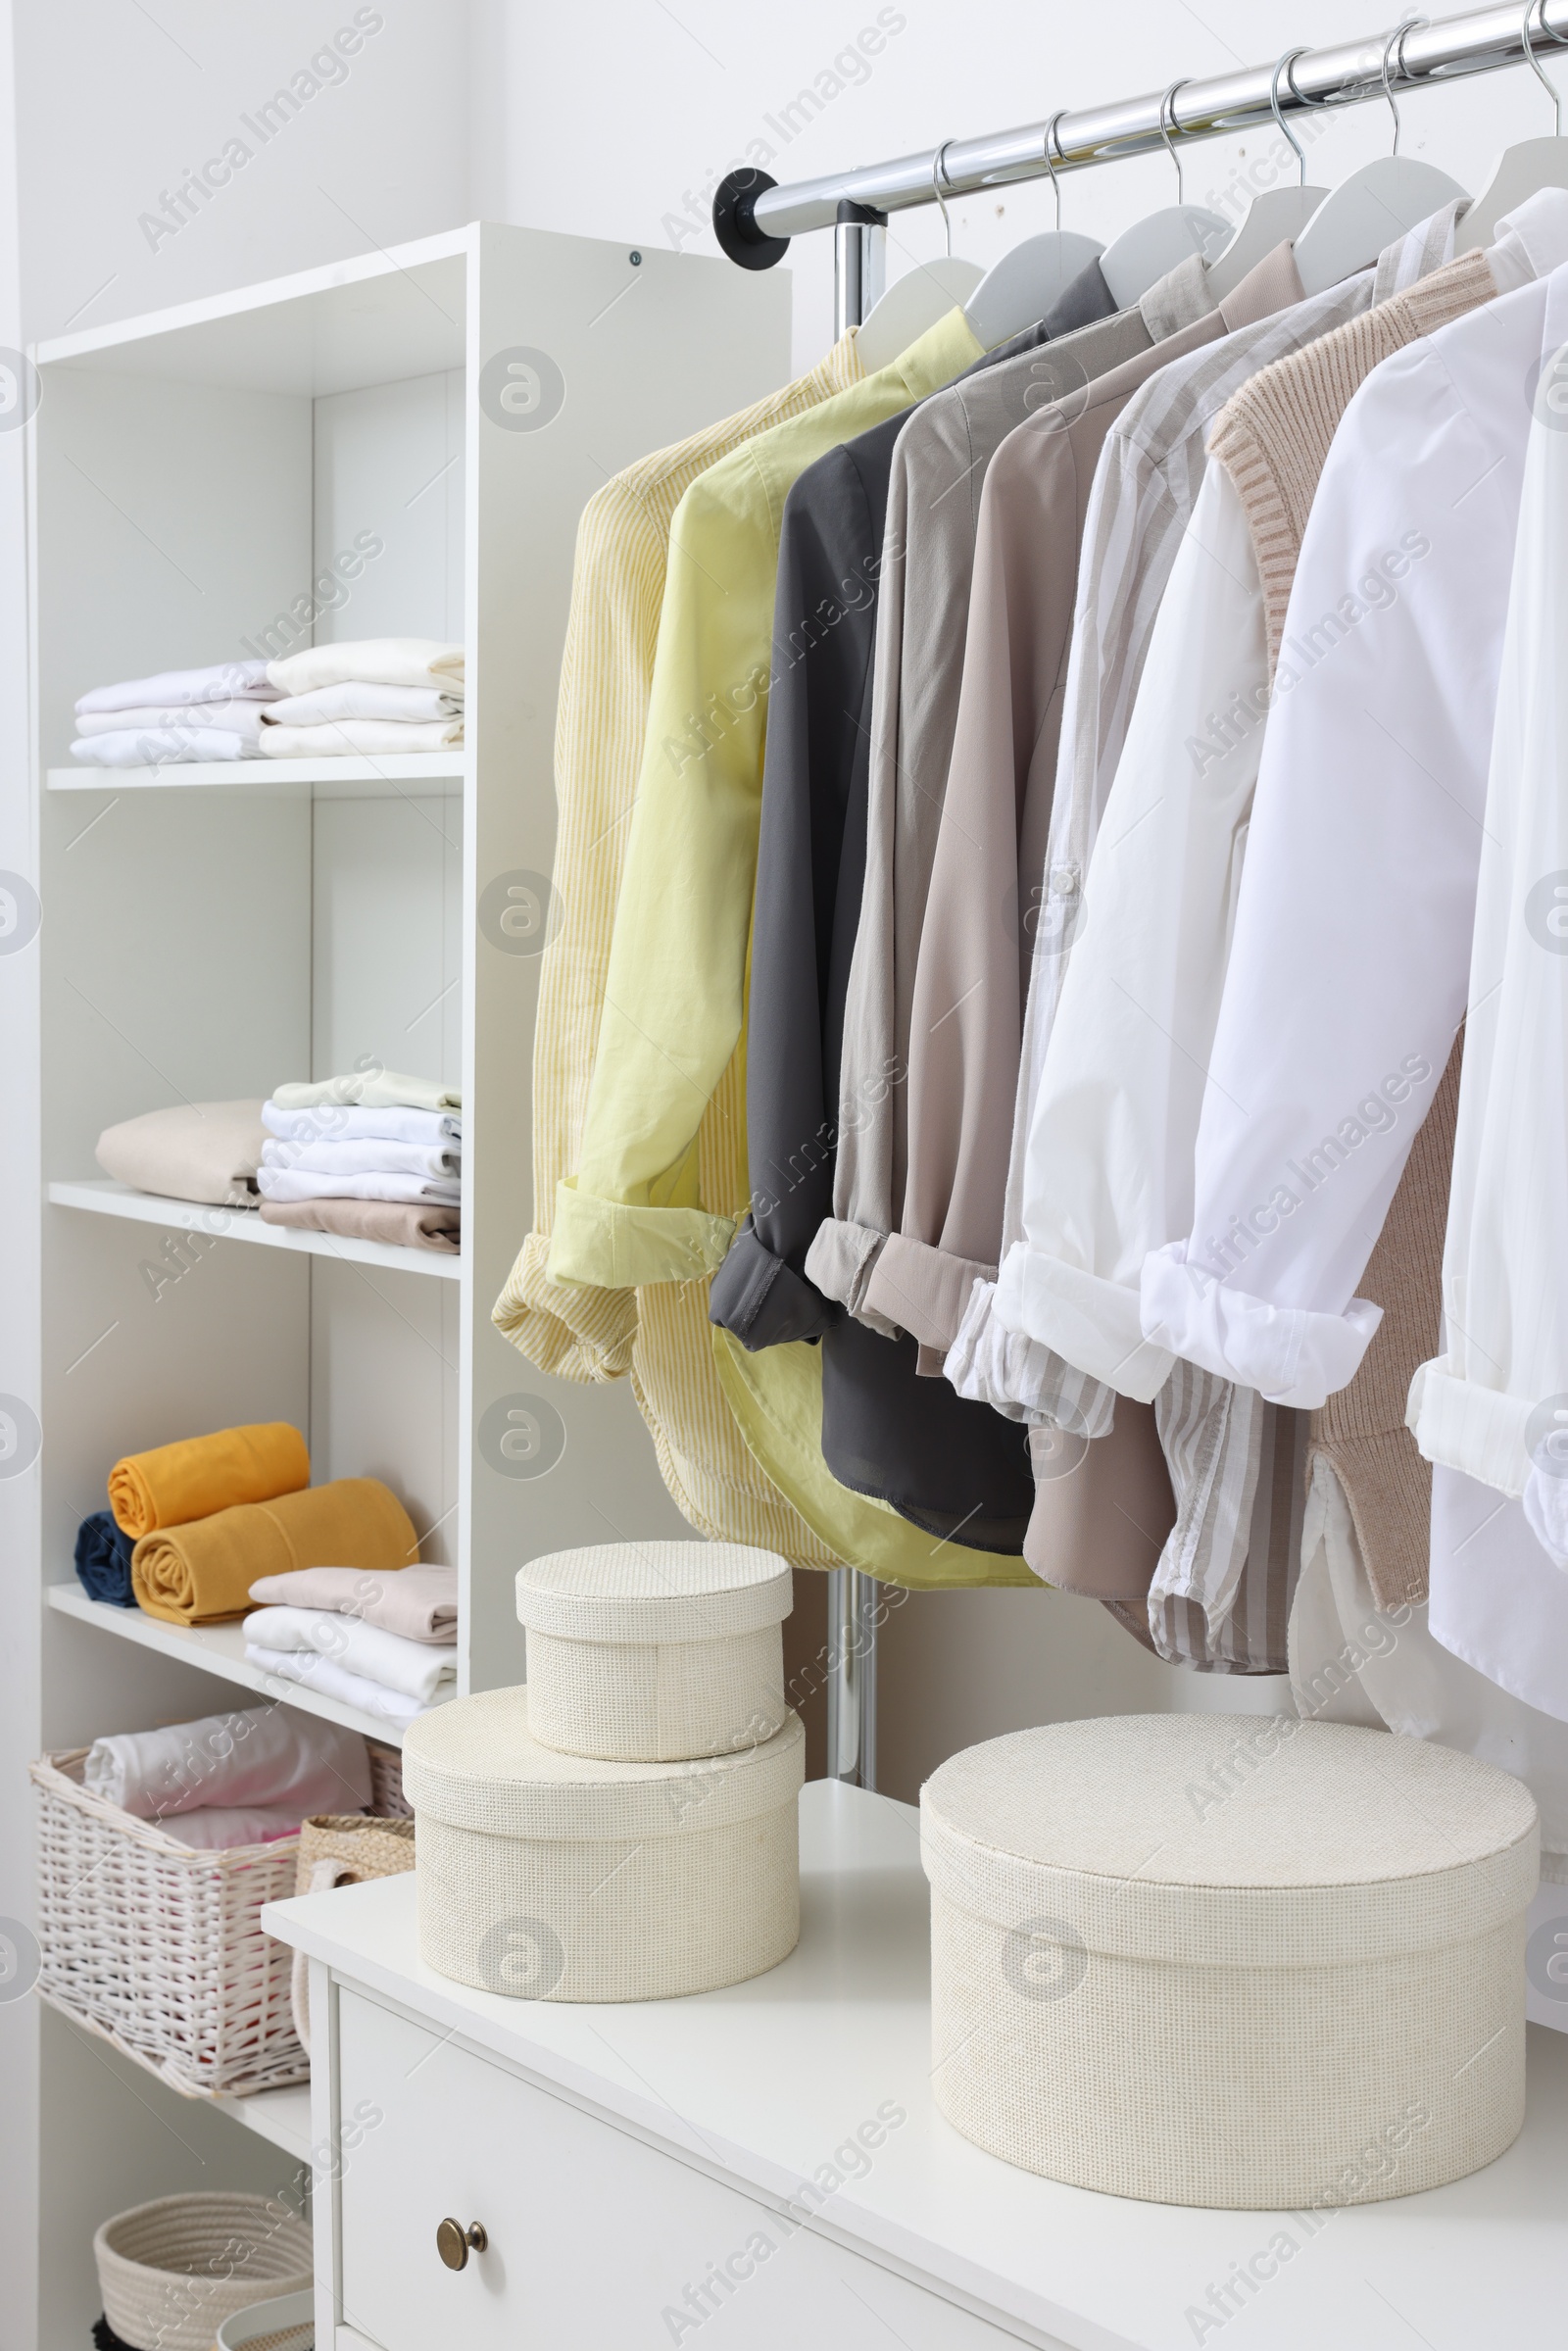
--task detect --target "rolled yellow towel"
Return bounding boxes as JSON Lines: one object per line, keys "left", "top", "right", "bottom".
{"left": 109, "top": 1422, "right": 310, "bottom": 1538}
{"left": 131, "top": 1477, "right": 418, "bottom": 1625}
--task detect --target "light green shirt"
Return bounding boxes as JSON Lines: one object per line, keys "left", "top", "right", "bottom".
{"left": 549, "top": 306, "right": 985, "bottom": 1291}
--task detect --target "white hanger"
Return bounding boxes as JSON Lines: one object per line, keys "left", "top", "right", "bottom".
{"left": 854, "top": 145, "right": 985, "bottom": 373}
{"left": 1292, "top": 19, "right": 1469, "bottom": 295}
{"left": 1454, "top": 1, "right": 1568, "bottom": 251}
{"left": 1098, "top": 80, "right": 1233, "bottom": 306}
{"left": 1203, "top": 50, "right": 1329, "bottom": 301}
{"left": 963, "top": 113, "right": 1105, "bottom": 348}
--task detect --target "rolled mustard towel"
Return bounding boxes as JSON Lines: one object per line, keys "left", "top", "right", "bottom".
{"left": 109, "top": 1422, "right": 310, "bottom": 1539}
{"left": 131, "top": 1476, "right": 417, "bottom": 1625}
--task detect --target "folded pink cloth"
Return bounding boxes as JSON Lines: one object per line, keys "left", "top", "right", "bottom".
{"left": 247, "top": 1562, "right": 457, "bottom": 1644}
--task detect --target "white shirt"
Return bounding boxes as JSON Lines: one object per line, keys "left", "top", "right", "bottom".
{"left": 992, "top": 463, "right": 1264, "bottom": 1399}
{"left": 1406, "top": 361, "right": 1568, "bottom": 1526}
{"left": 1140, "top": 262, "right": 1568, "bottom": 1409}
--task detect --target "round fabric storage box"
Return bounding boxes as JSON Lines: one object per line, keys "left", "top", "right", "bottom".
{"left": 515, "top": 1541, "right": 792, "bottom": 1762}
{"left": 921, "top": 1715, "right": 1539, "bottom": 2208}
{"left": 403, "top": 1684, "right": 804, "bottom": 2000}
{"left": 93, "top": 2194, "right": 312, "bottom": 2351}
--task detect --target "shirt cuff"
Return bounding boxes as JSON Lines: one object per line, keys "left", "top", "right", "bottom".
{"left": 492, "top": 1230, "right": 638, "bottom": 1382}
{"left": 1140, "top": 1241, "right": 1381, "bottom": 1409}
{"left": 990, "top": 1244, "right": 1173, "bottom": 1403}
{"left": 547, "top": 1178, "right": 735, "bottom": 1290}
{"left": 945, "top": 1277, "right": 1118, "bottom": 1438}
{"left": 709, "top": 1218, "right": 838, "bottom": 1349}
{"left": 1406, "top": 1357, "right": 1534, "bottom": 1498}
{"left": 803, "top": 1219, "right": 902, "bottom": 1341}
{"left": 859, "top": 1233, "right": 997, "bottom": 1366}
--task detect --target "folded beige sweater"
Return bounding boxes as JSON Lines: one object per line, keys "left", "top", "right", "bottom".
{"left": 96, "top": 1100, "right": 265, "bottom": 1207}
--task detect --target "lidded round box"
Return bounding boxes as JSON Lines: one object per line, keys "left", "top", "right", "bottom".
{"left": 921, "top": 1714, "right": 1539, "bottom": 2209}
{"left": 515, "top": 1542, "right": 793, "bottom": 1763}
{"left": 402, "top": 1685, "right": 804, "bottom": 2002}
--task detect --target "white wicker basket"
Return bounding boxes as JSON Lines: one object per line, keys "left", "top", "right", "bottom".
{"left": 30, "top": 1748, "right": 306, "bottom": 2098}
{"left": 94, "top": 2194, "right": 312, "bottom": 2351}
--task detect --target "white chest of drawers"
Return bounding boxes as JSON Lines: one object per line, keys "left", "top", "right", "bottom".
{"left": 266, "top": 1780, "right": 1568, "bottom": 2351}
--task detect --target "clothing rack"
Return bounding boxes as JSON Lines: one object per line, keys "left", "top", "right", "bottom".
{"left": 718, "top": 0, "right": 1565, "bottom": 1794}
{"left": 714, "top": 0, "right": 1568, "bottom": 264}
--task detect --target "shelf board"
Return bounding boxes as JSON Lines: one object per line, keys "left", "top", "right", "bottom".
{"left": 47, "top": 754, "right": 466, "bottom": 798}
{"left": 216, "top": 2081, "right": 314, "bottom": 2164}
{"left": 49, "top": 1180, "right": 461, "bottom": 1280}
{"left": 47, "top": 1585, "right": 411, "bottom": 1748}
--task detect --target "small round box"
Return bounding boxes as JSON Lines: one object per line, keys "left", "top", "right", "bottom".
{"left": 402, "top": 1686, "right": 804, "bottom": 2002}
{"left": 515, "top": 1542, "right": 793, "bottom": 1763}
{"left": 921, "top": 1714, "right": 1539, "bottom": 2209}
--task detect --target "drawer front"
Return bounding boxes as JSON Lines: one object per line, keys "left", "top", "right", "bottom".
{"left": 335, "top": 1986, "right": 1032, "bottom": 2350}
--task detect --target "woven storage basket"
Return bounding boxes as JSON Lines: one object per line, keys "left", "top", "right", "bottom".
{"left": 922, "top": 1715, "right": 1540, "bottom": 2209}
{"left": 216, "top": 2289, "right": 314, "bottom": 2350}
{"left": 515, "top": 1541, "right": 792, "bottom": 1762}
{"left": 30, "top": 1749, "right": 305, "bottom": 2098}
{"left": 93, "top": 2194, "right": 312, "bottom": 2351}
{"left": 367, "top": 1739, "right": 411, "bottom": 1818}
{"left": 403, "top": 1684, "right": 804, "bottom": 2000}
{"left": 290, "top": 1812, "right": 416, "bottom": 2052}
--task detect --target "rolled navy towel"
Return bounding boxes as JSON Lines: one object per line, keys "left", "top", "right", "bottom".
{"left": 74, "top": 1508, "right": 137, "bottom": 1607}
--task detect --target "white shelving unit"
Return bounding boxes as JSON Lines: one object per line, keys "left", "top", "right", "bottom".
{"left": 24, "top": 220, "right": 792, "bottom": 2348}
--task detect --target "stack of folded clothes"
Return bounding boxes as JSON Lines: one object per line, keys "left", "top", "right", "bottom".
{"left": 258, "top": 638, "right": 464, "bottom": 759}
{"left": 70, "top": 660, "right": 281, "bottom": 764}
{"left": 95, "top": 1098, "right": 266, "bottom": 1209}
{"left": 242, "top": 1563, "right": 458, "bottom": 1731}
{"left": 81, "top": 1700, "right": 370, "bottom": 1847}
{"left": 257, "top": 1067, "right": 462, "bottom": 1253}
{"left": 72, "top": 1421, "right": 421, "bottom": 1625}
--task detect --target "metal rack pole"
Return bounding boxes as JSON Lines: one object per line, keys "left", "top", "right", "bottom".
{"left": 713, "top": 0, "right": 1568, "bottom": 264}
{"left": 823, "top": 196, "right": 886, "bottom": 1793}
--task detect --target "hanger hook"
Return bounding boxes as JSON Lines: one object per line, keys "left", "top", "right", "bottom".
{"left": 1042, "top": 108, "right": 1068, "bottom": 233}
{"left": 1523, "top": 0, "right": 1563, "bottom": 138}
{"left": 1269, "top": 47, "right": 1311, "bottom": 187}
{"left": 1380, "top": 17, "right": 1428, "bottom": 157}
{"left": 931, "top": 140, "right": 955, "bottom": 259}
{"left": 1158, "top": 78, "right": 1192, "bottom": 204}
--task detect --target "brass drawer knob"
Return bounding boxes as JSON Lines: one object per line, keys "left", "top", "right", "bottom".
{"left": 436, "top": 2218, "right": 489, "bottom": 2271}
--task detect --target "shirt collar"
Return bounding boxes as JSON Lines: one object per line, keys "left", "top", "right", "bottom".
{"left": 1138, "top": 251, "right": 1218, "bottom": 340}
{"left": 872, "top": 305, "right": 985, "bottom": 401}
{"left": 1371, "top": 197, "right": 1466, "bottom": 299}
{"left": 1217, "top": 237, "right": 1306, "bottom": 330}
{"left": 1490, "top": 186, "right": 1568, "bottom": 290}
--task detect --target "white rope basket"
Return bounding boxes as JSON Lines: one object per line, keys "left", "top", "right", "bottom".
{"left": 30, "top": 1748, "right": 307, "bottom": 2098}
{"left": 94, "top": 2194, "right": 312, "bottom": 2351}
{"left": 215, "top": 2288, "right": 314, "bottom": 2350}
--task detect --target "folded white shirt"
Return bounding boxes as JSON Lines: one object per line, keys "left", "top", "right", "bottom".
{"left": 72, "top": 727, "right": 256, "bottom": 765}
{"left": 266, "top": 639, "right": 466, "bottom": 698}
{"left": 272, "top": 1070, "right": 461, "bottom": 1114}
{"left": 262, "top": 1136, "right": 460, "bottom": 1180}
{"left": 257, "top": 1165, "right": 461, "bottom": 1204}
{"left": 262, "top": 1101, "right": 462, "bottom": 1147}
{"left": 76, "top": 700, "right": 270, "bottom": 746}
{"left": 75, "top": 659, "right": 282, "bottom": 715}
{"left": 261, "top": 718, "right": 463, "bottom": 759}
{"left": 243, "top": 1605, "right": 458, "bottom": 1704}
{"left": 82, "top": 1702, "right": 370, "bottom": 1817}
{"left": 265, "top": 682, "right": 463, "bottom": 726}
{"left": 159, "top": 1804, "right": 312, "bottom": 1850}
{"left": 245, "top": 1642, "right": 439, "bottom": 1728}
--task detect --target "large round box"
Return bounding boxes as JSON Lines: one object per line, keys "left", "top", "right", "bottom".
{"left": 515, "top": 1542, "right": 792, "bottom": 1762}
{"left": 402, "top": 1685, "right": 804, "bottom": 2001}
{"left": 921, "top": 1715, "right": 1539, "bottom": 2208}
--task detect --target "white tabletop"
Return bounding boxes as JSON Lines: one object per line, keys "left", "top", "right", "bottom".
{"left": 265, "top": 1779, "right": 1568, "bottom": 2351}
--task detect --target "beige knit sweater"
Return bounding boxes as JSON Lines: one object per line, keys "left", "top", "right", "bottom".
{"left": 1206, "top": 248, "right": 1495, "bottom": 1609}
